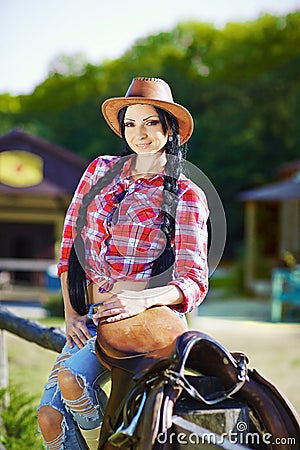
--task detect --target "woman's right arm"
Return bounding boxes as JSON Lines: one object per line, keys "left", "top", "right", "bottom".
{"left": 57, "top": 155, "right": 119, "bottom": 278}
{"left": 60, "top": 271, "right": 92, "bottom": 349}
{"left": 58, "top": 156, "right": 120, "bottom": 346}
{"left": 57, "top": 156, "right": 110, "bottom": 347}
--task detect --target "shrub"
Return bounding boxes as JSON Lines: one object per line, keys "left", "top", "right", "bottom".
{"left": 0, "top": 386, "right": 44, "bottom": 450}
{"left": 45, "top": 293, "right": 64, "bottom": 317}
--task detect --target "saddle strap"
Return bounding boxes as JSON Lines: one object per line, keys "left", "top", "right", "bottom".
{"left": 171, "top": 331, "right": 248, "bottom": 404}
{"left": 107, "top": 369, "right": 183, "bottom": 449}
{"left": 107, "top": 391, "right": 148, "bottom": 448}
{"left": 165, "top": 355, "right": 247, "bottom": 405}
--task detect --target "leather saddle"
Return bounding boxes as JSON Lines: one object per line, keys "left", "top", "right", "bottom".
{"left": 95, "top": 307, "right": 300, "bottom": 449}
{"left": 95, "top": 306, "right": 188, "bottom": 449}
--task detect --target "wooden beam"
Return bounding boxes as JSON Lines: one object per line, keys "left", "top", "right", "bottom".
{"left": 0, "top": 306, "right": 65, "bottom": 353}
{"left": 244, "top": 201, "right": 256, "bottom": 291}
{"left": 0, "top": 258, "right": 56, "bottom": 271}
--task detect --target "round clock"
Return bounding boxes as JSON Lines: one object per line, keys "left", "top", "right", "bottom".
{"left": 0, "top": 150, "right": 43, "bottom": 187}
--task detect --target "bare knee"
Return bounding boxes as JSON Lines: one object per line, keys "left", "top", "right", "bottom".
{"left": 58, "top": 367, "right": 84, "bottom": 400}
{"left": 38, "top": 405, "right": 63, "bottom": 441}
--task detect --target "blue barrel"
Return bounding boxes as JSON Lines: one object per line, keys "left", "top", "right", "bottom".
{"left": 45, "top": 264, "right": 61, "bottom": 291}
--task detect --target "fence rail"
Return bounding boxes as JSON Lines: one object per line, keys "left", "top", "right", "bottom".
{"left": 0, "top": 306, "right": 65, "bottom": 352}
{"left": 0, "top": 258, "right": 55, "bottom": 272}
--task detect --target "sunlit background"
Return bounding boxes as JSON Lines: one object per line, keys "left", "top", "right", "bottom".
{"left": 1, "top": 0, "right": 299, "bottom": 94}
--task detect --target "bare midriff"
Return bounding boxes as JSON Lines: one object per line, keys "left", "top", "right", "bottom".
{"left": 87, "top": 280, "right": 148, "bottom": 304}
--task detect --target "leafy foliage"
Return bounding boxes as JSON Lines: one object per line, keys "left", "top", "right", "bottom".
{"left": 0, "top": 386, "right": 44, "bottom": 450}
{"left": 45, "top": 294, "right": 64, "bottom": 317}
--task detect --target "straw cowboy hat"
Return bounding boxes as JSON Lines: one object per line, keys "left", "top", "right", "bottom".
{"left": 101, "top": 77, "right": 194, "bottom": 145}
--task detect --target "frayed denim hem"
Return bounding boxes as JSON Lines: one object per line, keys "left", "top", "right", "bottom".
{"left": 59, "top": 335, "right": 110, "bottom": 431}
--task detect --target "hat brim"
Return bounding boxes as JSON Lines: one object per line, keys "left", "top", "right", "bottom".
{"left": 101, "top": 97, "right": 194, "bottom": 145}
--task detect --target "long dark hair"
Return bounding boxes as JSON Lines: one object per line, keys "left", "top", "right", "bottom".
{"left": 68, "top": 106, "right": 184, "bottom": 315}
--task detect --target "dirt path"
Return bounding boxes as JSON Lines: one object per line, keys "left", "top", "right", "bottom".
{"left": 189, "top": 315, "right": 300, "bottom": 414}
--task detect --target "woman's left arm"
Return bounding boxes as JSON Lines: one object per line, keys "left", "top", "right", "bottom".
{"left": 94, "top": 284, "right": 183, "bottom": 323}
{"left": 167, "top": 184, "right": 209, "bottom": 313}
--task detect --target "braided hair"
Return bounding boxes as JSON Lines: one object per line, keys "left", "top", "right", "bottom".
{"left": 68, "top": 106, "right": 183, "bottom": 315}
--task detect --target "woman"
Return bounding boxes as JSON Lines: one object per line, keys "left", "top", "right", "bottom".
{"left": 38, "top": 77, "right": 209, "bottom": 449}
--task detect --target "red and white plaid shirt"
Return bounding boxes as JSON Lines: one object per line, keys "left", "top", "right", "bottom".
{"left": 58, "top": 155, "right": 209, "bottom": 313}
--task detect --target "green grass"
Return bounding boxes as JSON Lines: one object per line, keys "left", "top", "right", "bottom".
{"left": 6, "top": 318, "right": 64, "bottom": 399}
{"left": 209, "top": 263, "right": 246, "bottom": 298}
{"left": 2, "top": 318, "right": 64, "bottom": 449}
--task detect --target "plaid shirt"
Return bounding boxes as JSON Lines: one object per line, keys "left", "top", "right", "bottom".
{"left": 58, "top": 155, "right": 209, "bottom": 313}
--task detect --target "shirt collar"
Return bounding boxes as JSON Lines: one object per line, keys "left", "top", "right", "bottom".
{"left": 119, "top": 154, "right": 165, "bottom": 185}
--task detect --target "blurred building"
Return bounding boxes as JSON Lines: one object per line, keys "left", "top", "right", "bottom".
{"left": 239, "top": 161, "right": 300, "bottom": 293}
{"left": 0, "top": 129, "right": 87, "bottom": 285}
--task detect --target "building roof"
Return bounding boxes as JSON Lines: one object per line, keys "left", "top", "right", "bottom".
{"left": 238, "top": 173, "right": 300, "bottom": 201}
{"left": 0, "top": 178, "right": 69, "bottom": 196}
{"left": 0, "top": 128, "right": 88, "bottom": 195}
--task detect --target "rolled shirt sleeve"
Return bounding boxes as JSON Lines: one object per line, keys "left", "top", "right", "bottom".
{"left": 168, "top": 182, "right": 209, "bottom": 313}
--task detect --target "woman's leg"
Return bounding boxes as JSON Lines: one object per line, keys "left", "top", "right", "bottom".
{"left": 58, "top": 336, "right": 110, "bottom": 450}
{"left": 38, "top": 405, "right": 88, "bottom": 450}
{"left": 38, "top": 405, "right": 63, "bottom": 445}
{"left": 38, "top": 347, "right": 89, "bottom": 449}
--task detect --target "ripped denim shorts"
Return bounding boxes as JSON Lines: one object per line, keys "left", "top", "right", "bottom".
{"left": 38, "top": 308, "right": 186, "bottom": 449}
{"left": 39, "top": 322, "right": 110, "bottom": 449}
